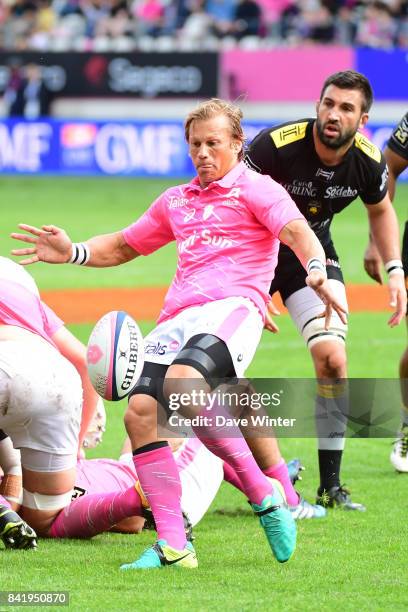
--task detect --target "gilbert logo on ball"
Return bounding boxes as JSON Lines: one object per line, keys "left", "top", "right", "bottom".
{"left": 87, "top": 310, "right": 144, "bottom": 401}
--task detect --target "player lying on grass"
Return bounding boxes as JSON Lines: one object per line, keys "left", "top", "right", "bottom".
{"left": 246, "top": 70, "right": 406, "bottom": 510}
{"left": 0, "top": 256, "right": 117, "bottom": 548}
{"left": 364, "top": 111, "right": 408, "bottom": 473}
{"left": 12, "top": 98, "right": 347, "bottom": 570}
{"left": 0, "top": 426, "right": 307, "bottom": 542}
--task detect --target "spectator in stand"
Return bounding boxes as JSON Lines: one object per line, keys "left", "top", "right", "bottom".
{"left": 3, "top": 59, "right": 23, "bottom": 116}
{"left": 179, "top": 0, "right": 213, "bottom": 43}
{"left": 95, "top": 0, "right": 132, "bottom": 38}
{"left": 9, "top": 63, "right": 52, "bottom": 119}
{"left": 133, "top": 0, "right": 165, "bottom": 36}
{"left": 300, "top": 2, "right": 336, "bottom": 43}
{"left": 355, "top": 0, "right": 397, "bottom": 47}
{"left": 27, "top": 0, "right": 57, "bottom": 50}
{"left": 232, "top": 0, "right": 262, "bottom": 38}
{"left": 80, "top": 0, "right": 110, "bottom": 38}
{"left": 206, "top": 0, "right": 237, "bottom": 36}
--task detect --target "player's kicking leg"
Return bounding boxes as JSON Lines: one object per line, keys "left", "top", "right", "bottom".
{"left": 121, "top": 389, "right": 197, "bottom": 570}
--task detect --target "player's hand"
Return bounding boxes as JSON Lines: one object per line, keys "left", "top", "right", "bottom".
{"left": 387, "top": 273, "right": 407, "bottom": 327}
{"left": 10, "top": 224, "right": 73, "bottom": 265}
{"left": 306, "top": 271, "right": 348, "bottom": 330}
{"left": 364, "top": 240, "right": 383, "bottom": 284}
{"left": 264, "top": 299, "right": 280, "bottom": 333}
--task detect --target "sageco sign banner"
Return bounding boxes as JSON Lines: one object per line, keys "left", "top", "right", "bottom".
{"left": 0, "top": 52, "right": 218, "bottom": 98}
{"left": 0, "top": 120, "right": 406, "bottom": 179}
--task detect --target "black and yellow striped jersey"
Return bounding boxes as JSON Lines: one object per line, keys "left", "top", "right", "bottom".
{"left": 387, "top": 112, "right": 408, "bottom": 161}
{"left": 245, "top": 118, "right": 388, "bottom": 248}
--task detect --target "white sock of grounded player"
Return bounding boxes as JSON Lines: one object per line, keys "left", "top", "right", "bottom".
{"left": 193, "top": 402, "right": 273, "bottom": 505}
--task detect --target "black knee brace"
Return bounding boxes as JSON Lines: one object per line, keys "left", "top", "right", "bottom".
{"left": 172, "top": 333, "right": 236, "bottom": 387}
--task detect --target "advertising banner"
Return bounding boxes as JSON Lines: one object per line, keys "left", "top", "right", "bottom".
{"left": 0, "top": 52, "right": 218, "bottom": 98}
{"left": 221, "top": 47, "right": 354, "bottom": 101}
{"left": 0, "top": 119, "right": 405, "bottom": 179}
{"left": 356, "top": 49, "right": 408, "bottom": 100}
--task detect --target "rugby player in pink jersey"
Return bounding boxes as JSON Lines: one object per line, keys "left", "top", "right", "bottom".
{"left": 0, "top": 257, "right": 144, "bottom": 548}
{"left": 12, "top": 98, "right": 347, "bottom": 569}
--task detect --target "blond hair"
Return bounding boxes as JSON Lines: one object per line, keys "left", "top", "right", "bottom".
{"left": 184, "top": 98, "right": 245, "bottom": 160}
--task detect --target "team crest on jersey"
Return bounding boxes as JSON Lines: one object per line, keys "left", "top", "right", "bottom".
{"left": 307, "top": 200, "right": 322, "bottom": 215}
{"left": 354, "top": 133, "right": 381, "bottom": 162}
{"left": 270, "top": 122, "right": 308, "bottom": 148}
{"left": 316, "top": 168, "right": 334, "bottom": 181}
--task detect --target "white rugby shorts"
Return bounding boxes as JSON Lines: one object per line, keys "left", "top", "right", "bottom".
{"left": 0, "top": 338, "right": 82, "bottom": 458}
{"left": 144, "top": 297, "right": 264, "bottom": 376}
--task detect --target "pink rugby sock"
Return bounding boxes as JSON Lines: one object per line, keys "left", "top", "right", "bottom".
{"left": 0, "top": 495, "right": 11, "bottom": 509}
{"left": 132, "top": 444, "right": 186, "bottom": 550}
{"left": 49, "top": 486, "right": 142, "bottom": 538}
{"left": 193, "top": 407, "right": 273, "bottom": 505}
{"left": 263, "top": 460, "right": 299, "bottom": 506}
{"left": 223, "top": 462, "right": 245, "bottom": 493}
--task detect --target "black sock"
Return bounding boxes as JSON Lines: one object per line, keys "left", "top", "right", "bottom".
{"left": 318, "top": 449, "right": 342, "bottom": 493}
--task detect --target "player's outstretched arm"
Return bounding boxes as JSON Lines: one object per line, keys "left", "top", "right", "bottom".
{"left": 11, "top": 224, "right": 139, "bottom": 267}
{"left": 366, "top": 197, "right": 407, "bottom": 327}
{"left": 279, "top": 219, "right": 347, "bottom": 329}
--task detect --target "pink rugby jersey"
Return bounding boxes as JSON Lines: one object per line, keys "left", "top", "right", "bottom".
{"left": 74, "top": 439, "right": 210, "bottom": 497}
{"left": 0, "top": 257, "right": 63, "bottom": 346}
{"left": 74, "top": 458, "right": 136, "bottom": 496}
{"left": 123, "top": 162, "right": 304, "bottom": 323}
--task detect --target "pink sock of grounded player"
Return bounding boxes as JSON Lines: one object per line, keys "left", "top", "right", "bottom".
{"left": 132, "top": 442, "right": 187, "bottom": 550}
{"left": 263, "top": 460, "right": 299, "bottom": 506}
{"left": 0, "top": 495, "right": 12, "bottom": 509}
{"left": 49, "top": 486, "right": 142, "bottom": 538}
{"left": 193, "top": 406, "right": 273, "bottom": 505}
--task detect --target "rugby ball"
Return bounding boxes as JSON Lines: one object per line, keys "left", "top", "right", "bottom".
{"left": 86, "top": 311, "right": 144, "bottom": 401}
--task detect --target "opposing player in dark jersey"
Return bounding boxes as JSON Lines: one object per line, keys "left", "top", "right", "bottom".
{"left": 246, "top": 70, "right": 406, "bottom": 510}
{"left": 364, "top": 111, "right": 408, "bottom": 473}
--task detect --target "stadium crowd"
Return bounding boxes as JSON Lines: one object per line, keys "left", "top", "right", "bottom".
{"left": 0, "top": 0, "right": 407, "bottom": 52}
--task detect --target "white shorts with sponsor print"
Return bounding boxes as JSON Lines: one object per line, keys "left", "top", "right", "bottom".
{"left": 144, "top": 297, "right": 264, "bottom": 377}
{"left": 0, "top": 338, "right": 82, "bottom": 459}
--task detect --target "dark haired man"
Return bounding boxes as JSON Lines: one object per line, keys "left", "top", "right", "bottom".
{"left": 364, "top": 111, "right": 408, "bottom": 473}
{"left": 246, "top": 70, "right": 406, "bottom": 510}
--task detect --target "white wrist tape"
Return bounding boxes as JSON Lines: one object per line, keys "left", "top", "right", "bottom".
{"left": 385, "top": 259, "right": 404, "bottom": 277}
{"left": 69, "top": 243, "right": 90, "bottom": 265}
{"left": 306, "top": 257, "right": 327, "bottom": 277}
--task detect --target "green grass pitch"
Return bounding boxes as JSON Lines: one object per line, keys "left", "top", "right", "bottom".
{"left": 1, "top": 178, "right": 407, "bottom": 610}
